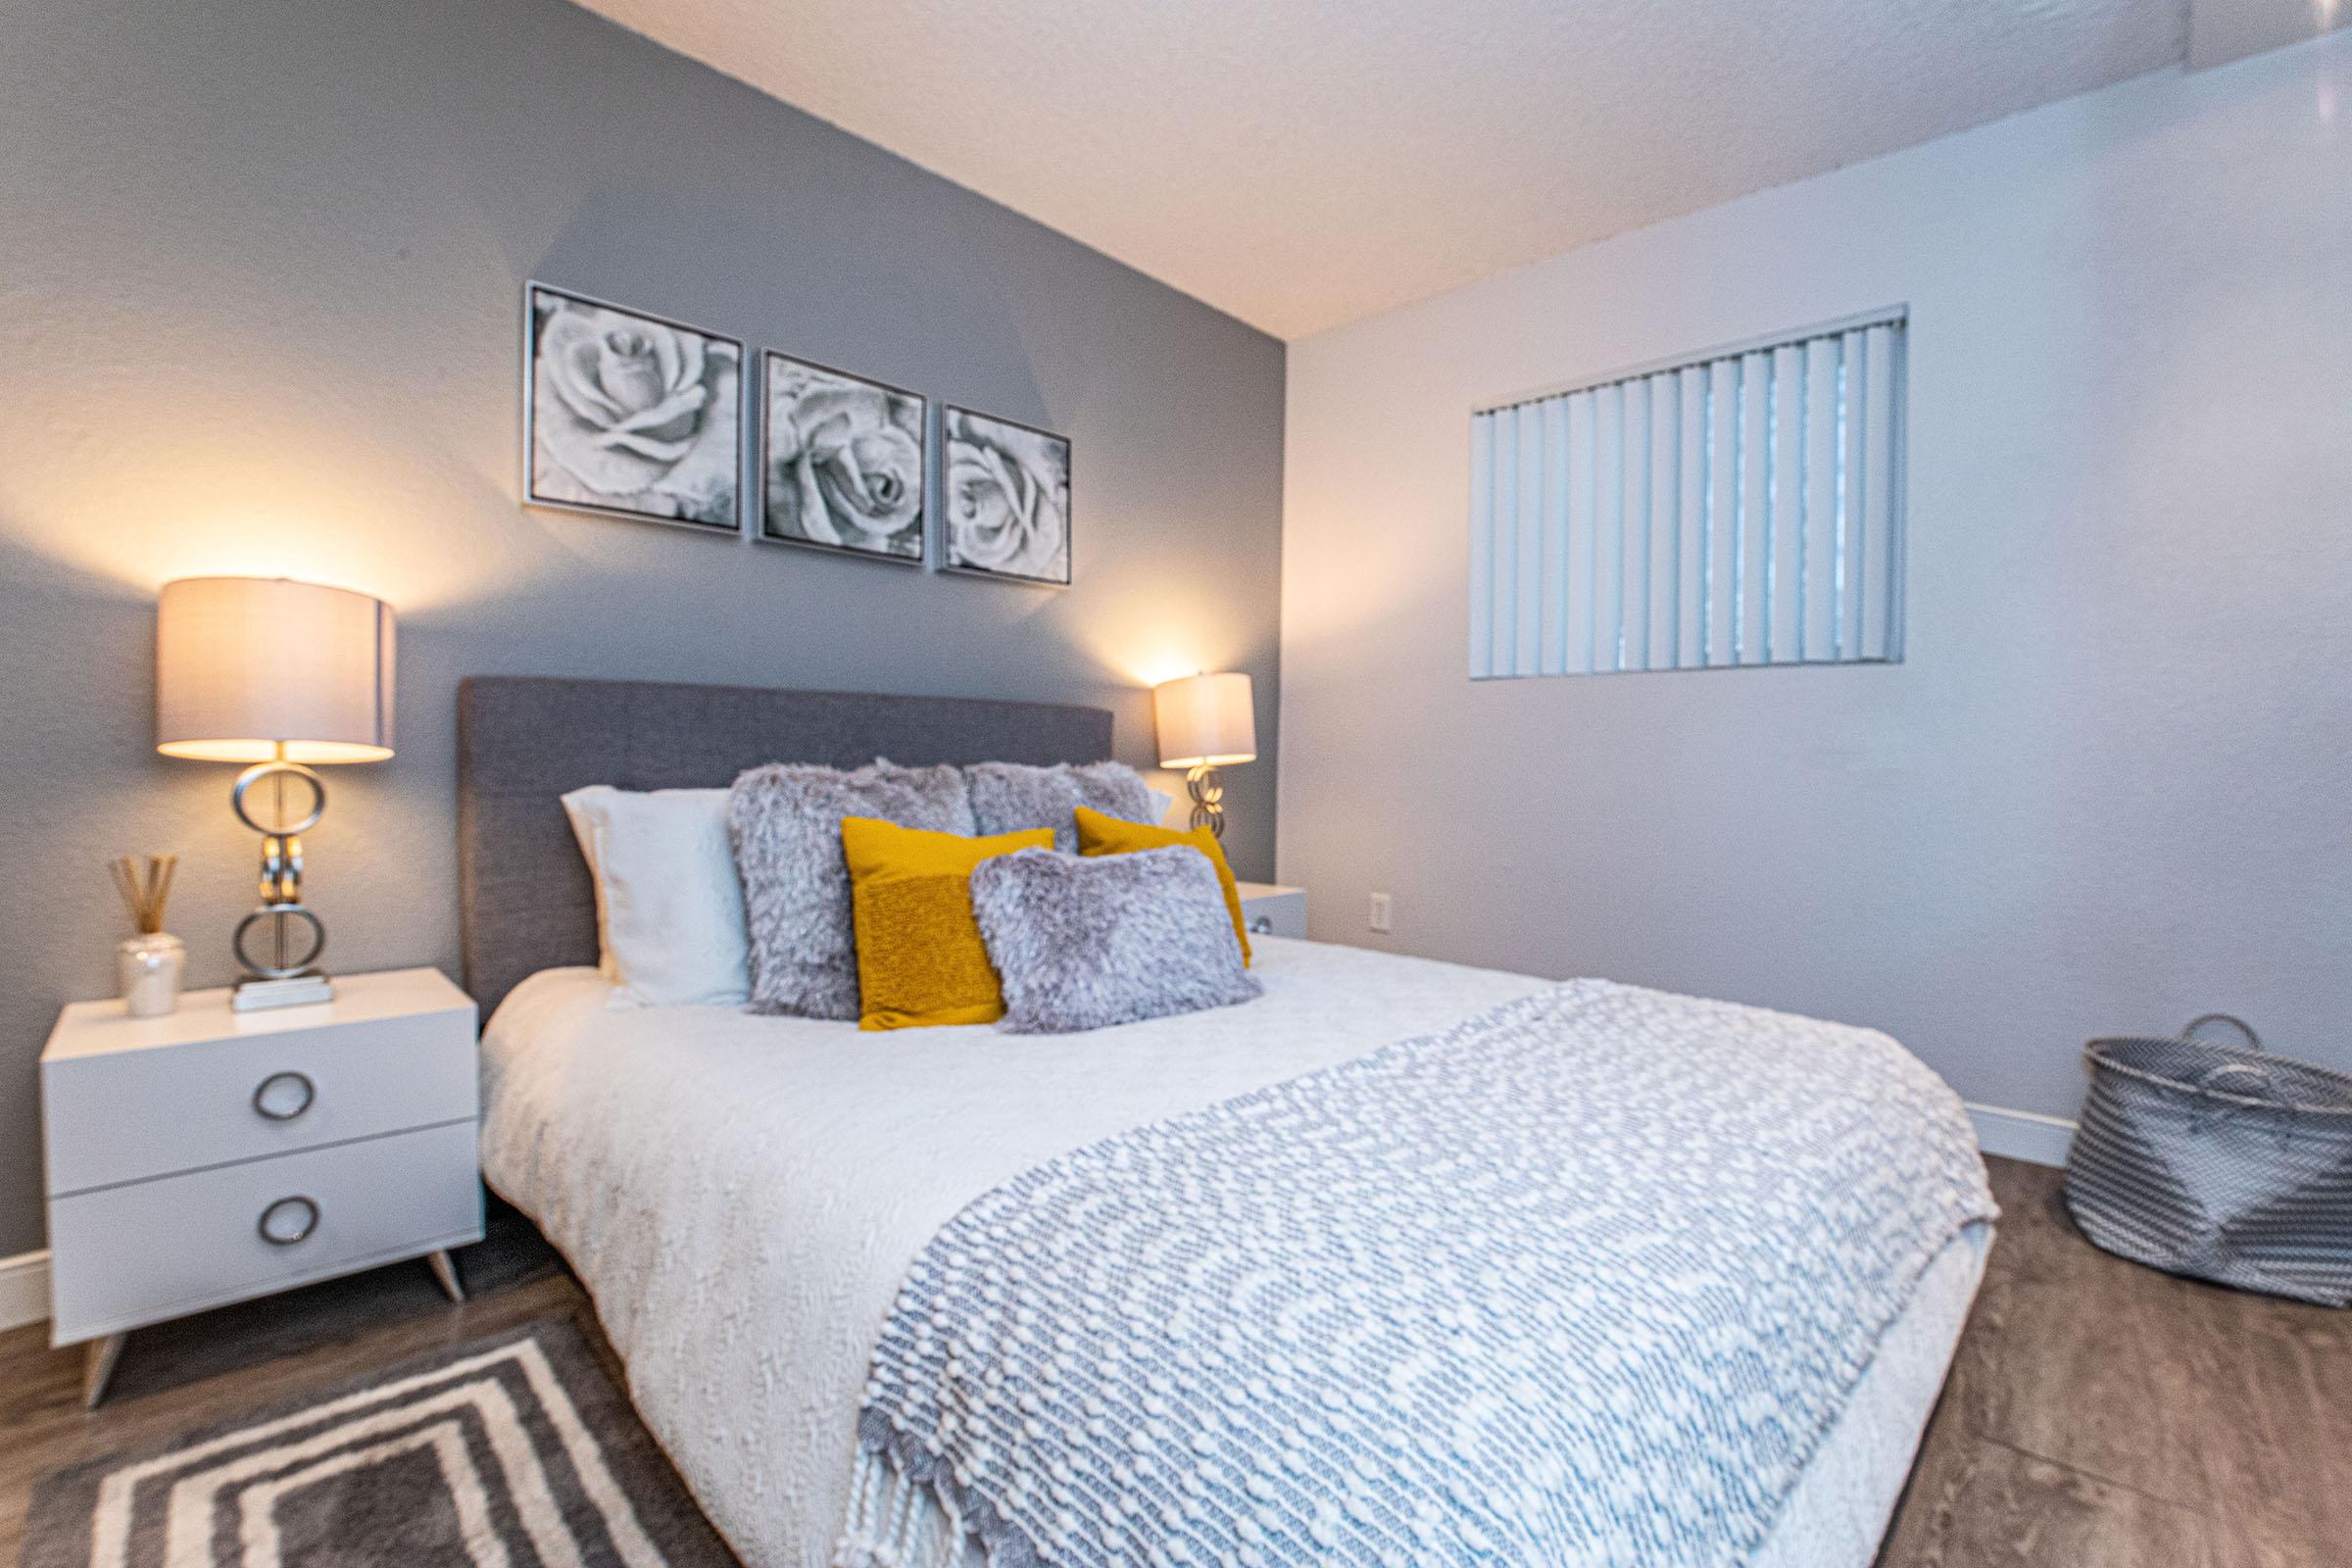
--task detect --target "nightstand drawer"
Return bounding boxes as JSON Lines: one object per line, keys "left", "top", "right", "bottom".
{"left": 46, "top": 1121, "right": 482, "bottom": 1344}
{"left": 44, "top": 1004, "right": 476, "bottom": 1196}
{"left": 1236, "top": 883, "right": 1307, "bottom": 940}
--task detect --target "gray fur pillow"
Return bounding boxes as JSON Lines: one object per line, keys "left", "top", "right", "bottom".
{"left": 969, "top": 846, "right": 1261, "bottom": 1033}
{"left": 728, "top": 760, "right": 974, "bottom": 1018}
{"left": 965, "top": 760, "right": 1158, "bottom": 853}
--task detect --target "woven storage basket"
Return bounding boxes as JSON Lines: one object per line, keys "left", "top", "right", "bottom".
{"left": 2066, "top": 1014, "right": 2352, "bottom": 1306}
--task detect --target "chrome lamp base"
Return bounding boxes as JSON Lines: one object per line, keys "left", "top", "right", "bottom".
{"left": 229, "top": 754, "right": 333, "bottom": 1001}
{"left": 232, "top": 974, "right": 336, "bottom": 1012}
{"left": 1185, "top": 764, "right": 1227, "bottom": 839}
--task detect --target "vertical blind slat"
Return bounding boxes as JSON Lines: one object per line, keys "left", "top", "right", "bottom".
{"left": 1859, "top": 324, "right": 1896, "bottom": 661}
{"left": 1514, "top": 402, "right": 1543, "bottom": 677}
{"left": 1637, "top": 385, "right": 1674, "bottom": 676}
{"left": 1707, "top": 359, "right": 1738, "bottom": 667}
{"left": 1677, "top": 369, "right": 1705, "bottom": 668}
{"left": 1492, "top": 404, "right": 1517, "bottom": 675}
{"left": 1593, "top": 385, "right": 1624, "bottom": 672}
{"left": 1646, "top": 374, "right": 1679, "bottom": 670}
{"left": 1838, "top": 330, "right": 1867, "bottom": 659}
{"left": 1469, "top": 414, "right": 1494, "bottom": 677}
{"left": 1619, "top": 381, "right": 1644, "bottom": 670}
{"left": 1738, "top": 352, "right": 1770, "bottom": 665}
{"left": 1769, "top": 344, "right": 1804, "bottom": 663}
{"left": 1633, "top": 379, "right": 1648, "bottom": 669}
{"left": 1541, "top": 399, "right": 1561, "bottom": 673}
{"left": 1474, "top": 314, "right": 1903, "bottom": 677}
{"left": 1882, "top": 328, "right": 1900, "bottom": 658}
{"left": 1803, "top": 336, "right": 1839, "bottom": 662}
{"left": 1564, "top": 392, "right": 1595, "bottom": 674}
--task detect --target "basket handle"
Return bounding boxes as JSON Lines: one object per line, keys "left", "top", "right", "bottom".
{"left": 2180, "top": 1012, "right": 2261, "bottom": 1053}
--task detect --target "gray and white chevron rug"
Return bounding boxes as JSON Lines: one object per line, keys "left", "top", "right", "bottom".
{"left": 22, "top": 1319, "right": 733, "bottom": 1568}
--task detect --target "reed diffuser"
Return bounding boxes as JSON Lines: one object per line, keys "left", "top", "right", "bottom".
{"left": 112, "top": 855, "right": 184, "bottom": 1017}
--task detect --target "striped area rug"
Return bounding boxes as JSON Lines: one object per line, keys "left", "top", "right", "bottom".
{"left": 22, "top": 1319, "right": 735, "bottom": 1568}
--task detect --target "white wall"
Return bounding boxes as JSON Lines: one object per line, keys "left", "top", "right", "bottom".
{"left": 1280, "top": 35, "right": 2352, "bottom": 1122}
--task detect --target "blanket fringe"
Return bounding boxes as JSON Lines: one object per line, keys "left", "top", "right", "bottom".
{"left": 834, "top": 1447, "right": 992, "bottom": 1568}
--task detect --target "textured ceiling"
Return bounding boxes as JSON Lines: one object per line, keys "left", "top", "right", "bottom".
{"left": 575, "top": 0, "right": 2208, "bottom": 338}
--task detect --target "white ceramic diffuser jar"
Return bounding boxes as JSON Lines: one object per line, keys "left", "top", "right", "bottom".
{"left": 118, "top": 932, "right": 185, "bottom": 1018}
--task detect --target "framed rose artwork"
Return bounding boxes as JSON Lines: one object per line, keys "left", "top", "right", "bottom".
{"left": 940, "top": 407, "right": 1072, "bottom": 587}
{"left": 523, "top": 283, "right": 743, "bottom": 531}
{"left": 758, "top": 354, "right": 926, "bottom": 563}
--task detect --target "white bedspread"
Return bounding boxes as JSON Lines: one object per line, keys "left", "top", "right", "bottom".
{"left": 480, "top": 938, "right": 1985, "bottom": 1568}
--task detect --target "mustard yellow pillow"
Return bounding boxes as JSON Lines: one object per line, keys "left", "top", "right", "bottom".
{"left": 1072, "top": 806, "right": 1251, "bottom": 965}
{"left": 842, "top": 817, "right": 1054, "bottom": 1029}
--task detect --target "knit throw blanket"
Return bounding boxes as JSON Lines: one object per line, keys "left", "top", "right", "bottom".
{"left": 840, "top": 980, "right": 1995, "bottom": 1568}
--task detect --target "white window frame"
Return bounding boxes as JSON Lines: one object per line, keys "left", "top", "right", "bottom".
{"left": 1469, "top": 307, "right": 1907, "bottom": 679}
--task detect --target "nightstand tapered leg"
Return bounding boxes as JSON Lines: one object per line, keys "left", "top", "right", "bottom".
{"left": 426, "top": 1249, "right": 466, "bottom": 1303}
{"left": 83, "top": 1333, "right": 126, "bottom": 1409}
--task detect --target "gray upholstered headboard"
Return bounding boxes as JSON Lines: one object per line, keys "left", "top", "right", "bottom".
{"left": 456, "top": 675, "right": 1115, "bottom": 1019}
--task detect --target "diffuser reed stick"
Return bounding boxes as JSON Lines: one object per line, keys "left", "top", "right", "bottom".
{"left": 111, "top": 855, "right": 177, "bottom": 936}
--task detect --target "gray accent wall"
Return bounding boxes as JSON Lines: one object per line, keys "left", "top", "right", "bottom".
{"left": 0, "top": 0, "right": 1284, "bottom": 1256}
{"left": 1280, "top": 35, "right": 2351, "bottom": 1127}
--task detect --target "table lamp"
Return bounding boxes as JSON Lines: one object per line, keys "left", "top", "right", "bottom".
{"left": 1153, "top": 671, "right": 1255, "bottom": 839}
{"left": 156, "top": 577, "right": 395, "bottom": 1010}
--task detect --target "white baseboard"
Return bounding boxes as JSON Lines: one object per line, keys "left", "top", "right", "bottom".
{"left": 0, "top": 1250, "right": 51, "bottom": 1332}
{"left": 1968, "top": 1103, "right": 2077, "bottom": 1168}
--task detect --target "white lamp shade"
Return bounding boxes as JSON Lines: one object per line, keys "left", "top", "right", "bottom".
{"left": 1154, "top": 671, "right": 1256, "bottom": 768}
{"left": 156, "top": 577, "right": 396, "bottom": 763}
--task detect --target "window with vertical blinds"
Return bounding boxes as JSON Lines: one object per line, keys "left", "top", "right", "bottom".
{"left": 1469, "top": 310, "right": 1906, "bottom": 678}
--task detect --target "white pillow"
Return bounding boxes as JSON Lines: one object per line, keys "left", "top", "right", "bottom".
{"left": 560, "top": 793, "right": 620, "bottom": 980}
{"left": 559, "top": 786, "right": 751, "bottom": 1008}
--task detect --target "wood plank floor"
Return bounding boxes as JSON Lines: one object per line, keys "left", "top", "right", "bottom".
{"left": 1877, "top": 1160, "right": 2348, "bottom": 1568}
{"left": 2, "top": 1157, "right": 2342, "bottom": 1566}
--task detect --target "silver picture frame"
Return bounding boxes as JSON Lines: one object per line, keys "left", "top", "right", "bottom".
{"left": 757, "top": 351, "right": 928, "bottom": 564}
{"left": 936, "top": 405, "right": 1072, "bottom": 588}
{"left": 521, "top": 281, "right": 745, "bottom": 535}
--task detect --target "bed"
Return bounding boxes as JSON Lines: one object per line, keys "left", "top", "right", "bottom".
{"left": 459, "top": 675, "right": 1995, "bottom": 1568}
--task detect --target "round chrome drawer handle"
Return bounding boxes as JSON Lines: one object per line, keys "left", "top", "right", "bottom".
{"left": 1248, "top": 916, "right": 1275, "bottom": 935}
{"left": 258, "top": 1196, "right": 319, "bottom": 1247}
{"left": 252, "top": 1070, "right": 317, "bottom": 1121}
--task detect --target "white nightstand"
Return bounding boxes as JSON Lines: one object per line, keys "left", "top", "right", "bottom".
{"left": 40, "top": 967, "right": 481, "bottom": 1406}
{"left": 1236, "top": 882, "right": 1307, "bottom": 939}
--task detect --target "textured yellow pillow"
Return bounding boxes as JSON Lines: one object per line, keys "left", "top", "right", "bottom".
{"left": 842, "top": 817, "right": 1054, "bottom": 1030}
{"left": 1072, "top": 806, "right": 1251, "bottom": 965}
